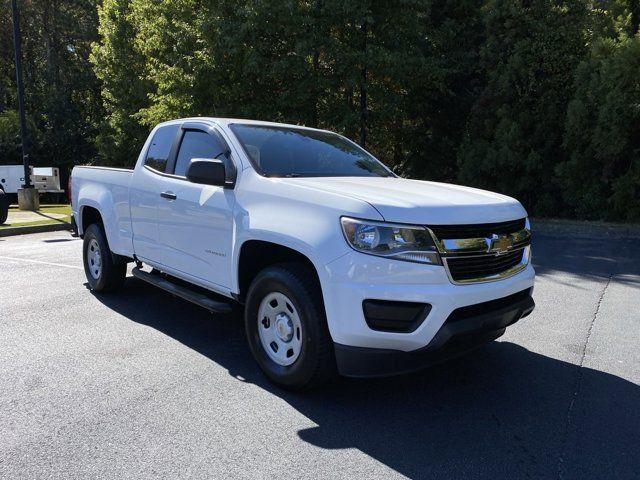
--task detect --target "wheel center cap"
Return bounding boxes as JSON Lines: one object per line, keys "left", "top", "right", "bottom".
{"left": 275, "top": 313, "right": 294, "bottom": 342}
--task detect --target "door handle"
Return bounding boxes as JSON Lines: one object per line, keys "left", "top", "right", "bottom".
{"left": 160, "top": 191, "right": 177, "bottom": 200}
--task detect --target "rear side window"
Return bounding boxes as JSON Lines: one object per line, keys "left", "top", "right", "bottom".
{"left": 174, "top": 130, "right": 227, "bottom": 176}
{"left": 145, "top": 125, "right": 179, "bottom": 172}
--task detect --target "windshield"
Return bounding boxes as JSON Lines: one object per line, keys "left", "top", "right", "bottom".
{"left": 230, "top": 124, "right": 393, "bottom": 178}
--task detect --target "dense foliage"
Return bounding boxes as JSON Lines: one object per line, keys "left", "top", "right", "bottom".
{"left": 1, "top": 0, "right": 101, "bottom": 172}
{"left": 458, "top": 0, "right": 590, "bottom": 216}
{"left": 1, "top": 0, "right": 639, "bottom": 221}
{"left": 560, "top": 35, "right": 640, "bottom": 221}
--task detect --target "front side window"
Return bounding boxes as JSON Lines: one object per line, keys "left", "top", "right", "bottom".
{"left": 144, "top": 124, "right": 179, "bottom": 172}
{"left": 229, "top": 124, "right": 393, "bottom": 178}
{"left": 174, "top": 130, "right": 227, "bottom": 177}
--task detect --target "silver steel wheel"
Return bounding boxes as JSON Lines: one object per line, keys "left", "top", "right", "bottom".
{"left": 257, "top": 292, "right": 303, "bottom": 366}
{"left": 87, "top": 238, "right": 102, "bottom": 280}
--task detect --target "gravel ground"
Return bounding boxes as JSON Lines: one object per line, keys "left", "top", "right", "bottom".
{"left": 0, "top": 230, "right": 638, "bottom": 479}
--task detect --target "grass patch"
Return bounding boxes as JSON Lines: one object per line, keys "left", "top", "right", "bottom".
{"left": 1, "top": 204, "right": 71, "bottom": 228}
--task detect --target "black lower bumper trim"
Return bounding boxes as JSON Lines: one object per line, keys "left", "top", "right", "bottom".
{"left": 335, "top": 288, "right": 535, "bottom": 378}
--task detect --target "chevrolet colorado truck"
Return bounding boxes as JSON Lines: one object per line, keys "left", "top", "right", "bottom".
{"left": 71, "top": 118, "right": 535, "bottom": 389}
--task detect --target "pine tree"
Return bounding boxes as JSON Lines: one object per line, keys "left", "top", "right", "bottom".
{"left": 458, "top": 0, "right": 590, "bottom": 215}
{"left": 560, "top": 35, "right": 640, "bottom": 221}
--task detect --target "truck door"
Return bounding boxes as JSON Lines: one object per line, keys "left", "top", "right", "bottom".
{"left": 129, "top": 123, "right": 180, "bottom": 263}
{"left": 156, "top": 122, "right": 236, "bottom": 291}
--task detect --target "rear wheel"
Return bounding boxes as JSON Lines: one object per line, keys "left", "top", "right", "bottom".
{"left": 83, "top": 223, "right": 126, "bottom": 292}
{"left": 0, "top": 190, "right": 8, "bottom": 225}
{"left": 245, "top": 263, "right": 336, "bottom": 390}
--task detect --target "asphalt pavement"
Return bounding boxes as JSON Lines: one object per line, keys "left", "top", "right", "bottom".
{"left": 1, "top": 230, "right": 638, "bottom": 479}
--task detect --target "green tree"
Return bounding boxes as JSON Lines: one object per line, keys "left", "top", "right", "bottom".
{"left": 559, "top": 35, "right": 640, "bottom": 221}
{"left": 127, "top": 0, "right": 366, "bottom": 133}
{"left": 0, "top": 110, "right": 41, "bottom": 164}
{"left": 91, "top": 0, "right": 151, "bottom": 166}
{"left": 378, "top": 0, "right": 483, "bottom": 181}
{"left": 1, "top": 0, "right": 102, "bottom": 173}
{"left": 458, "top": 0, "right": 590, "bottom": 216}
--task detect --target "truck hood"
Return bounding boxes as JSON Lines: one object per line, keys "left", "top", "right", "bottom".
{"left": 283, "top": 176, "right": 527, "bottom": 224}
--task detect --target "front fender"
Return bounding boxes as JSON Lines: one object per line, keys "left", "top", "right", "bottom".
{"left": 231, "top": 227, "right": 343, "bottom": 295}
{"left": 230, "top": 171, "right": 383, "bottom": 296}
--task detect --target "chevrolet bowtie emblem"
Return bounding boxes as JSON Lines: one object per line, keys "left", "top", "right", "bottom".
{"left": 487, "top": 234, "right": 513, "bottom": 255}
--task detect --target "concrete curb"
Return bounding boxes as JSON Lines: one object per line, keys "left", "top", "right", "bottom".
{"left": 0, "top": 222, "right": 71, "bottom": 237}
{"left": 531, "top": 218, "right": 640, "bottom": 240}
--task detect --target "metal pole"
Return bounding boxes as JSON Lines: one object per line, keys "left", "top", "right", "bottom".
{"left": 11, "top": 0, "right": 32, "bottom": 188}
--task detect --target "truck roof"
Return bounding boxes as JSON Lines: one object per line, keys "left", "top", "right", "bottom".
{"left": 156, "top": 117, "right": 334, "bottom": 135}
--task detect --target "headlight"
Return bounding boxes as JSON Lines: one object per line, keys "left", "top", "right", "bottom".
{"left": 340, "top": 217, "right": 441, "bottom": 265}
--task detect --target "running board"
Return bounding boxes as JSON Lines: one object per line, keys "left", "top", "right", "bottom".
{"left": 131, "top": 267, "right": 233, "bottom": 314}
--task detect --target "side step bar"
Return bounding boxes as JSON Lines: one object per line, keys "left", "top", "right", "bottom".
{"left": 131, "top": 267, "right": 233, "bottom": 314}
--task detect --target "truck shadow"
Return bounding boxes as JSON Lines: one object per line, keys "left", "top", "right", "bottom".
{"left": 92, "top": 278, "right": 639, "bottom": 479}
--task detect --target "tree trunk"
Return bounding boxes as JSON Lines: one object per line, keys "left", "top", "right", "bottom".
{"left": 630, "top": 0, "right": 640, "bottom": 35}
{"left": 359, "top": 19, "right": 367, "bottom": 148}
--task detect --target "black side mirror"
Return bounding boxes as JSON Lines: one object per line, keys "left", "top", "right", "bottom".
{"left": 186, "top": 158, "right": 228, "bottom": 187}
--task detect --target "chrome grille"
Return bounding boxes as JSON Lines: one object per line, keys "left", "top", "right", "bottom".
{"left": 445, "top": 250, "right": 525, "bottom": 282}
{"left": 427, "top": 218, "right": 531, "bottom": 284}
{"left": 429, "top": 218, "right": 526, "bottom": 239}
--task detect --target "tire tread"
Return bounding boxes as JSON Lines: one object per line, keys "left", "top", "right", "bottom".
{"left": 83, "top": 223, "right": 127, "bottom": 292}
{"left": 277, "top": 262, "right": 336, "bottom": 390}
{"left": 245, "top": 262, "right": 336, "bottom": 390}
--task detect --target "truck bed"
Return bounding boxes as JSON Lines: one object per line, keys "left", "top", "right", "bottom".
{"left": 71, "top": 166, "right": 135, "bottom": 258}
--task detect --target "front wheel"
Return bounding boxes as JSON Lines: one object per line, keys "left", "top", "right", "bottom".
{"left": 245, "top": 263, "right": 336, "bottom": 390}
{"left": 83, "top": 223, "right": 126, "bottom": 292}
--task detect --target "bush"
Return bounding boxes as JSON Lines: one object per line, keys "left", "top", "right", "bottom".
{"left": 559, "top": 36, "right": 640, "bottom": 221}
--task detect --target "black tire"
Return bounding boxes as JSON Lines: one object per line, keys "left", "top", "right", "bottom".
{"left": 245, "top": 263, "right": 336, "bottom": 390}
{"left": 0, "top": 190, "right": 8, "bottom": 225}
{"left": 82, "top": 223, "right": 126, "bottom": 292}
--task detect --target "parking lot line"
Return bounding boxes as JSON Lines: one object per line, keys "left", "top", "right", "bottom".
{"left": 0, "top": 255, "right": 83, "bottom": 270}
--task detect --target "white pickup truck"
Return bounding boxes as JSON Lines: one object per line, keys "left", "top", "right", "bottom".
{"left": 71, "top": 118, "right": 535, "bottom": 389}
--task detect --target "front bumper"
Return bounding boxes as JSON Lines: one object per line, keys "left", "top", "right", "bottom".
{"left": 334, "top": 287, "right": 535, "bottom": 377}
{"left": 321, "top": 250, "right": 536, "bottom": 352}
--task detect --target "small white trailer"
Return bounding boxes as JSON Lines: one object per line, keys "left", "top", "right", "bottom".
{"left": 0, "top": 165, "right": 65, "bottom": 224}
{"left": 0, "top": 165, "right": 64, "bottom": 195}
